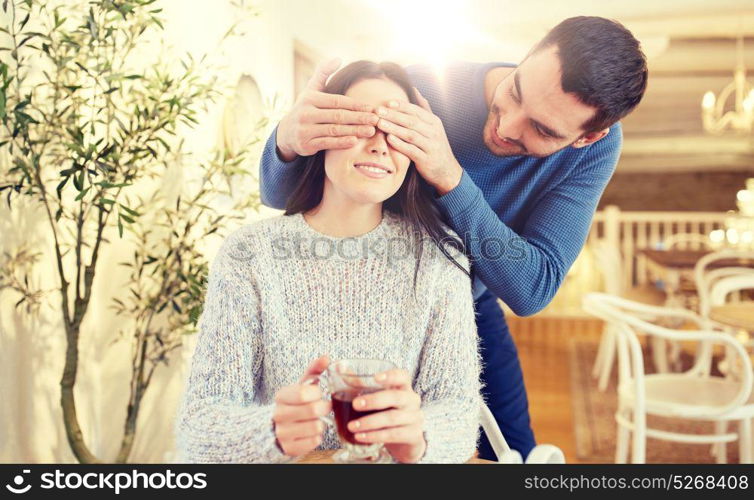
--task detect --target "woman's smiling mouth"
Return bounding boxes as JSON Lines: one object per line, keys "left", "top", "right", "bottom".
{"left": 354, "top": 162, "right": 393, "bottom": 179}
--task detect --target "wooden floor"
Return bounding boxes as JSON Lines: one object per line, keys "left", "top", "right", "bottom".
{"left": 507, "top": 314, "right": 603, "bottom": 464}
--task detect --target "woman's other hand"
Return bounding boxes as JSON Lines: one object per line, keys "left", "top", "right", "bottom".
{"left": 349, "top": 368, "right": 427, "bottom": 464}
{"left": 272, "top": 355, "right": 331, "bottom": 458}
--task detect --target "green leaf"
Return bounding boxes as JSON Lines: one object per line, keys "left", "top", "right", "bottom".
{"left": 88, "top": 7, "right": 97, "bottom": 40}
{"left": 117, "top": 217, "right": 123, "bottom": 237}
{"left": 56, "top": 176, "right": 69, "bottom": 196}
{"left": 96, "top": 181, "right": 131, "bottom": 189}
{"left": 94, "top": 160, "right": 113, "bottom": 172}
{"left": 98, "top": 143, "right": 115, "bottom": 158}
{"left": 19, "top": 12, "right": 30, "bottom": 31}
{"left": 17, "top": 35, "right": 33, "bottom": 48}
{"left": 189, "top": 306, "right": 201, "bottom": 325}
{"left": 72, "top": 170, "right": 83, "bottom": 191}
{"left": 101, "top": 198, "right": 115, "bottom": 205}
{"left": 53, "top": 10, "right": 65, "bottom": 29}
{"left": 74, "top": 186, "right": 90, "bottom": 201}
{"left": 75, "top": 62, "right": 91, "bottom": 75}
{"left": 119, "top": 204, "right": 139, "bottom": 217}
{"left": 119, "top": 213, "right": 135, "bottom": 224}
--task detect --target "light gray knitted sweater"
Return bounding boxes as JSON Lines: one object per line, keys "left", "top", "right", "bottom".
{"left": 173, "top": 210, "right": 483, "bottom": 463}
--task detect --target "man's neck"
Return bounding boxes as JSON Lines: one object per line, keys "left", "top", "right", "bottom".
{"left": 483, "top": 66, "right": 515, "bottom": 110}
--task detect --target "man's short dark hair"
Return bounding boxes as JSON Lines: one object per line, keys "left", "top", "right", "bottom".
{"left": 532, "top": 16, "right": 648, "bottom": 134}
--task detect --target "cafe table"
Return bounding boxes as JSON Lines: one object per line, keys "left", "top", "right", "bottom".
{"left": 296, "top": 450, "right": 495, "bottom": 464}
{"left": 640, "top": 249, "right": 754, "bottom": 305}
{"left": 638, "top": 249, "right": 710, "bottom": 305}
{"left": 708, "top": 303, "right": 754, "bottom": 381}
{"left": 637, "top": 249, "right": 754, "bottom": 372}
{"left": 710, "top": 303, "right": 754, "bottom": 356}
{"left": 710, "top": 304, "right": 754, "bottom": 333}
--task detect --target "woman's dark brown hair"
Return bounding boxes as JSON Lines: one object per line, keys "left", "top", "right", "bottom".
{"left": 283, "top": 60, "right": 470, "bottom": 288}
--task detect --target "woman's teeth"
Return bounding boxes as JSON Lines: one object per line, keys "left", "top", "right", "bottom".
{"left": 357, "top": 165, "right": 389, "bottom": 174}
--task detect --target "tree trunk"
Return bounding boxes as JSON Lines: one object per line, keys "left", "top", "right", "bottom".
{"left": 60, "top": 324, "right": 101, "bottom": 464}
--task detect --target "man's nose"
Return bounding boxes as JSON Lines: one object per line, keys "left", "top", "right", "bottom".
{"left": 496, "top": 108, "right": 525, "bottom": 141}
{"left": 368, "top": 131, "right": 389, "bottom": 156}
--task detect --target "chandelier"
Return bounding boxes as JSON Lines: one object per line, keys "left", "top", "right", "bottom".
{"left": 701, "top": 36, "right": 754, "bottom": 135}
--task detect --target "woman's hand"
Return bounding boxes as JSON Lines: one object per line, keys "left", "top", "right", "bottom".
{"left": 349, "top": 368, "right": 427, "bottom": 464}
{"left": 272, "top": 356, "right": 332, "bottom": 458}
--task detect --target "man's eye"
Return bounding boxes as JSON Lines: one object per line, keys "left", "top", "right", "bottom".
{"left": 509, "top": 88, "right": 520, "bottom": 104}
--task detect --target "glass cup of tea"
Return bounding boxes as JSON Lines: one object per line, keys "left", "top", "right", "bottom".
{"left": 306, "top": 358, "right": 396, "bottom": 464}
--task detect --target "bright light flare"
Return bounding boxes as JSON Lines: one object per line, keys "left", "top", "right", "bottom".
{"left": 364, "top": 0, "right": 478, "bottom": 74}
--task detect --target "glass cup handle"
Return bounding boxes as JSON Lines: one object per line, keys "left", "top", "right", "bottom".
{"left": 302, "top": 373, "right": 334, "bottom": 427}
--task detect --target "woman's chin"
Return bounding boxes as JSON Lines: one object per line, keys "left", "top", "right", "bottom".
{"left": 346, "top": 188, "right": 396, "bottom": 206}
{"left": 350, "top": 194, "right": 390, "bottom": 205}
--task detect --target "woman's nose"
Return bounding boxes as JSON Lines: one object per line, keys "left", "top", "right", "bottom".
{"left": 367, "top": 131, "right": 389, "bottom": 156}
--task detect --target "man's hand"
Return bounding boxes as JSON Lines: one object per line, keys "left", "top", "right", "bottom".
{"left": 349, "top": 368, "right": 427, "bottom": 464}
{"left": 375, "top": 89, "right": 463, "bottom": 196}
{"left": 276, "top": 58, "right": 379, "bottom": 162}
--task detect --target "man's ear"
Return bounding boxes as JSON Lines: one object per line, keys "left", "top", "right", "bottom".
{"left": 572, "top": 127, "right": 609, "bottom": 149}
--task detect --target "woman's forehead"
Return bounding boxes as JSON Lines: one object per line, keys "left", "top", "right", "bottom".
{"left": 345, "top": 78, "right": 409, "bottom": 107}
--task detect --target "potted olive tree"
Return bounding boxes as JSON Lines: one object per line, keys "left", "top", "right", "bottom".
{"left": 0, "top": 0, "right": 263, "bottom": 463}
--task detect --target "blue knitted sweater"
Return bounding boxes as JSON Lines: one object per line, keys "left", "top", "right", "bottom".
{"left": 259, "top": 62, "right": 620, "bottom": 315}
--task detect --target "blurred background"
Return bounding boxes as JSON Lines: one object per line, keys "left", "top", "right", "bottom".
{"left": 1, "top": 0, "right": 753, "bottom": 464}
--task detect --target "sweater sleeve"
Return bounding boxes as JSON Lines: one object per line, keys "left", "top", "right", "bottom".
{"left": 414, "top": 251, "right": 483, "bottom": 463}
{"left": 258, "top": 125, "right": 305, "bottom": 210}
{"left": 435, "top": 126, "right": 621, "bottom": 316}
{"left": 174, "top": 236, "right": 292, "bottom": 463}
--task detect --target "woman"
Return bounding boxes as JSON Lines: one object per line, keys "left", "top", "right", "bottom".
{"left": 174, "top": 61, "right": 482, "bottom": 464}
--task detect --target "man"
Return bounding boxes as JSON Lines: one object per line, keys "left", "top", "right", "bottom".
{"left": 257, "top": 16, "right": 648, "bottom": 460}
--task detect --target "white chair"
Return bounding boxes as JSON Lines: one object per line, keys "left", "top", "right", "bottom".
{"left": 480, "top": 403, "right": 565, "bottom": 464}
{"left": 582, "top": 292, "right": 754, "bottom": 464}
{"left": 710, "top": 273, "right": 754, "bottom": 313}
{"left": 710, "top": 273, "right": 754, "bottom": 357}
{"left": 707, "top": 273, "right": 754, "bottom": 460}
{"left": 694, "top": 250, "right": 754, "bottom": 320}
{"left": 591, "top": 240, "right": 666, "bottom": 390}
{"left": 692, "top": 251, "right": 754, "bottom": 377}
